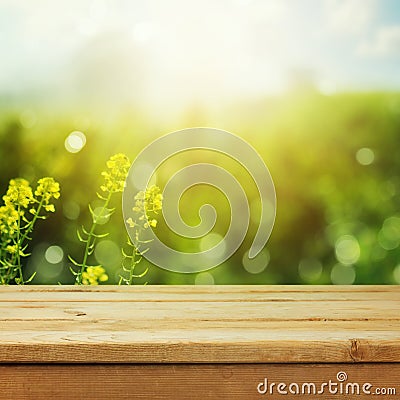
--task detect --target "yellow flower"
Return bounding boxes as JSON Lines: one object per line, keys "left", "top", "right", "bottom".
{"left": 126, "top": 217, "right": 135, "bottom": 228}
{"left": 0, "top": 205, "right": 19, "bottom": 235}
{"left": 3, "top": 178, "right": 33, "bottom": 209}
{"left": 101, "top": 153, "right": 130, "bottom": 193}
{"left": 6, "top": 244, "right": 17, "bottom": 254}
{"left": 35, "top": 177, "right": 60, "bottom": 200}
{"left": 35, "top": 177, "right": 60, "bottom": 213}
{"left": 127, "top": 185, "right": 163, "bottom": 230}
{"left": 135, "top": 191, "right": 145, "bottom": 200}
{"left": 82, "top": 266, "right": 108, "bottom": 285}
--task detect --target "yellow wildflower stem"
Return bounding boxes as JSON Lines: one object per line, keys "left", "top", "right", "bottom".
{"left": 76, "top": 190, "right": 113, "bottom": 284}
{"left": 7, "top": 196, "right": 45, "bottom": 285}
{"left": 0, "top": 247, "right": 3, "bottom": 284}
{"left": 128, "top": 230, "right": 142, "bottom": 286}
{"left": 19, "top": 196, "right": 45, "bottom": 246}
{"left": 128, "top": 246, "right": 137, "bottom": 285}
{"left": 15, "top": 204, "right": 22, "bottom": 284}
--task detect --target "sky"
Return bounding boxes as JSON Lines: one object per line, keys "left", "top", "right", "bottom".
{"left": 1, "top": 0, "right": 400, "bottom": 109}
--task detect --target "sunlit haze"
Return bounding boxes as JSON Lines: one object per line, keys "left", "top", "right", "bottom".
{"left": 1, "top": 0, "right": 400, "bottom": 113}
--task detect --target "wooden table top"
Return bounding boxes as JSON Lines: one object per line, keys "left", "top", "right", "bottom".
{"left": 0, "top": 285, "right": 399, "bottom": 364}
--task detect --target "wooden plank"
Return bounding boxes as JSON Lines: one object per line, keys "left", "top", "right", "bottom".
{"left": 0, "top": 285, "right": 399, "bottom": 302}
{"left": 0, "top": 363, "right": 398, "bottom": 399}
{"left": 1, "top": 285, "right": 398, "bottom": 292}
{"left": 1, "top": 338, "right": 400, "bottom": 363}
{"left": 1, "top": 300, "right": 399, "bottom": 320}
{"left": 0, "top": 286, "right": 399, "bottom": 363}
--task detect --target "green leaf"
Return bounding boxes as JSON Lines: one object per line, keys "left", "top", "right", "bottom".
{"left": 77, "top": 229, "right": 87, "bottom": 243}
{"left": 121, "top": 248, "right": 133, "bottom": 259}
{"left": 92, "top": 231, "right": 109, "bottom": 238}
{"left": 25, "top": 272, "right": 36, "bottom": 284}
{"left": 132, "top": 267, "right": 148, "bottom": 278}
{"left": 96, "top": 192, "right": 108, "bottom": 201}
{"left": 81, "top": 225, "right": 90, "bottom": 236}
{"left": 68, "top": 255, "right": 82, "bottom": 267}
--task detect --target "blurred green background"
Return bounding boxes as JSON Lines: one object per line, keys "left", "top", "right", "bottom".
{"left": 1, "top": 0, "right": 400, "bottom": 284}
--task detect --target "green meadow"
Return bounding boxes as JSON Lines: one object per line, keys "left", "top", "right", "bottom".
{"left": 1, "top": 91, "right": 399, "bottom": 284}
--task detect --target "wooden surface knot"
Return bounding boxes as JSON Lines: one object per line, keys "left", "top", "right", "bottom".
{"left": 349, "top": 338, "right": 364, "bottom": 362}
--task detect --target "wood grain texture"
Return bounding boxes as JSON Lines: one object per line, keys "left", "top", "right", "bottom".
{"left": 0, "top": 285, "right": 399, "bottom": 363}
{"left": 0, "top": 363, "right": 398, "bottom": 399}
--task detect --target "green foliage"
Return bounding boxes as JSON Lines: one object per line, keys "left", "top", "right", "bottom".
{"left": 0, "top": 92, "right": 399, "bottom": 284}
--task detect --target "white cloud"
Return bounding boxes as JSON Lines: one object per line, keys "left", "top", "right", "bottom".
{"left": 325, "top": 0, "right": 376, "bottom": 34}
{"left": 357, "top": 25, "right": 400, "bottom": 57}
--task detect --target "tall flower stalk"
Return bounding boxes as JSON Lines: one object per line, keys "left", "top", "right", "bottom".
{"left": 0, "top": 177, "right": 60, "bottom": 284}
{"left": 69, "top": 153, "right": 130, "bottom": 285}
{"left": 120, "top": 185, "right": 163, "bottom": 285}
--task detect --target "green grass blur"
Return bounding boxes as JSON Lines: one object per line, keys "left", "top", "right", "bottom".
{"left": 1, "top": 91, "right": 400, "bottom": 284}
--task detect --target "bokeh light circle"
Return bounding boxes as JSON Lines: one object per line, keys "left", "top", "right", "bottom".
{"left": 298, "top": 258, "right": 323, "bottom": 282}
{"left": 44, "top": 245, "right": 64, "bottom": 264}
{"left": 65, "top": 131, "right": 86, "bottom": 153}
{"left": 393, "top": 264, "right": 400, "bottom": 284}
{"left": 331, "top": 263, "right": 356, "bottom": 284}
{"left": 335, "top": 235, "right": 360, "bottom": 265}
{"left": 242, "top": 249, "right": 270, "bottom": 274}
{"left": 194, "top": 272, "right": 215, "bottom": 285}
{"left": 95, "top": 240, "right": 121, "bottom": 267}
{"left": 356, "top": 147, "right": 374, "bottom": 165}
